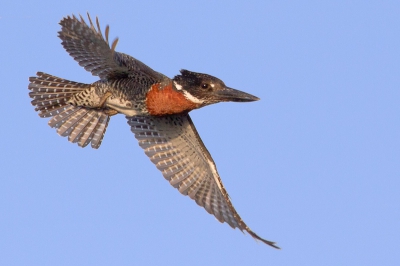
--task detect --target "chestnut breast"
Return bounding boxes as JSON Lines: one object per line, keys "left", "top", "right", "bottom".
{"left": 145, "top": 82, "right": 200, "bottom": 116}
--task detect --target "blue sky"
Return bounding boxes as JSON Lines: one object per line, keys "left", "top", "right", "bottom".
{"left": 1, "top": 1, "right": 399, "bottom": 265}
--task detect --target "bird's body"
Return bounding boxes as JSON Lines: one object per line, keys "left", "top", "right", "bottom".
{"left": 28, "top": 14, "right": 279, "bottom": 248}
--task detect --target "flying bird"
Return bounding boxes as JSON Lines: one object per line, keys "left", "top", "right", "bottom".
{"left": 28, "top": 13, "right": 279, "bottom": 249}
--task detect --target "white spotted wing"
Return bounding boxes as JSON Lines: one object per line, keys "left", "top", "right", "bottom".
{"left": 127, "top": 114, "right": 279, "bottom": 248}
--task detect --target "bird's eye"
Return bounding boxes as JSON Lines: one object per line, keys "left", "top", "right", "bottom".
{"left": 201, "top": 83, "right": 209, "bottom": 89}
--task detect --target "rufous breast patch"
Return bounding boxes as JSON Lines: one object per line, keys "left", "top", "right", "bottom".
{"left": 146, "top": 82, "right": 200, "bottom": 116}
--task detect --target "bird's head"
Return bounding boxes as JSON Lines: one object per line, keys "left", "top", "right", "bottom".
{"left": 173, "top": 70, "right": 259, "bottom": 107}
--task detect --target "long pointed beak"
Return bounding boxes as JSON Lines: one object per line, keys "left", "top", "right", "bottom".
{"left": 215, "top": 87, "right": 260, "bottom": 102}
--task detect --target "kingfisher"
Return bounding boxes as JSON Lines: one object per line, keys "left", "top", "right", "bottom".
{"left": 28, "top": 13, "right": 279, "bottom": 249}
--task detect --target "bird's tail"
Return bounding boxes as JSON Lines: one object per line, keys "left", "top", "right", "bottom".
{"left": 28, "top": 72, "right": 110, "bottom": 149}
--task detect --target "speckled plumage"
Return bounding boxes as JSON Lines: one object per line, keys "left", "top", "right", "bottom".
{"left": 58, "top": 14, "right": 169, "bottom": 115}
{"left": 28, "top": 13, "right": 279, "bottom": 249}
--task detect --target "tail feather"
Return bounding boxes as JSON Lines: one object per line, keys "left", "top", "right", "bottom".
{"left": 29, "top": 91, "right": 73, "bottom": 99}
{"left": 35, "top": 105, "right": 68, "bottom": 118}
{"left": 29, "top": 72, "right": 110, "bottom": 149}
{"left": 29, "top": 72, "right": 90, "bottom": 88}
{"left": 31, "top": 96, "right": 72, "bottom": 107}
{"left": 77, "top": 112, "right": 110, "bottom": 148}
{"left": 79, "top": 114, "right": 102, "bottom": 147}
{"left": 48, "top": 106, "right": 78, "bottom": 128}
{"left": 69, "top": 110, "right": 96, "bottom": 143}
{"left": 90, "top": 113, "right": 110, "bottom": 148}
{"left": 29, "top": 86, "right": 84, "bottom": 93}
{"left": 58, "top": 108, "right": 88, "bottom": 137}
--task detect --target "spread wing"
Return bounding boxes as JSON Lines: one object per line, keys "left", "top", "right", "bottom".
{"left": 58, "top": 13, "right": 165, "bottom": 82}
{"left": 127, "top": 114, "right": 279, "bottom": 248}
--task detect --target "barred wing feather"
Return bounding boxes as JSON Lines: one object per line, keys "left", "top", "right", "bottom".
{"left": 127, "top": 114, "right": 279, "bottom": 248}
{"left": 58, "top": 13, "right": 165, "bottom": 82}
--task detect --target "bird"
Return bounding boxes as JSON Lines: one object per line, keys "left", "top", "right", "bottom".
{"left": 28, "top": 13, "right": 279, "bottom": 249}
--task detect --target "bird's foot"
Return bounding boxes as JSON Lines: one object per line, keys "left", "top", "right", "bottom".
{"left": 98, "top": 91, "right": 113, "bottom": 107}
{"left": 104, "top": 108, "right": 118, "bottom": 116}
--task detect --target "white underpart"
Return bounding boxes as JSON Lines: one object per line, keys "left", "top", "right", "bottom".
{"left": 105, "top": 97, "right": 139, "bottom": 116}
{"left": 174, "top": 81, "right": 204, "bottom": 104}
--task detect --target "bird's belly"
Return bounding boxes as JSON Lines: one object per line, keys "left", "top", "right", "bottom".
{"left": 105, "top": 97, "right": 140, "bottom": 116}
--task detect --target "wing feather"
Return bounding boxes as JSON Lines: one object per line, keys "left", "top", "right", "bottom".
{"left": 58, "top": 13, "right": 166, "bottom": 82}
{"left": 127, "top": 114, "right": 279, "bottom": 248}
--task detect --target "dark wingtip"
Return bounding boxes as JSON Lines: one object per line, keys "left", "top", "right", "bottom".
{"left": 246, "top": 228, "right": 280, "bottom": 249}
{"left": 262, "top": 239, "right": 281, "bottom": 249}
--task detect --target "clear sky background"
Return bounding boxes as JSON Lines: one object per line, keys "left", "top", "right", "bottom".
{"left": 1, "top": 1, "right": 399, "bottom": 265}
